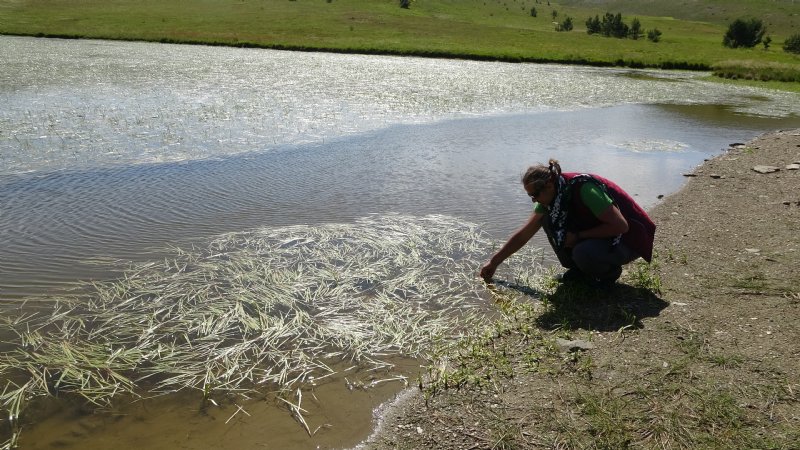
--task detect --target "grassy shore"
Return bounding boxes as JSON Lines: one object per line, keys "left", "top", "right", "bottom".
{"left": 365, "top": 129, "right": 800, "bottom": 449}
{"left": 2, "top": 0, "right": 799, "bottom": 76}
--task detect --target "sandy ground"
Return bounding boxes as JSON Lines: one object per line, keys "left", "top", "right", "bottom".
{"left": 361, "top": 129, "right": 800, "bottom": 449}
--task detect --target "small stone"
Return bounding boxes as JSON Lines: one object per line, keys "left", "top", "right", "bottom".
{"left": 556, "top": 338, "right": 595, "bottom": 351}
{"left": 657, "top": 194, "right": 664, "bottom": 199}
{"left": 682, "top": 173, "right": 697, "bottom": 177}
{"left": 745, "top": 248, "right": 760, "bottom": 253}
{"left": 786, "top": 164, "right": 800, "bottom": 170}
{"left": 730, "top": 142, "right": 745, "bottom": 148}
{"left": 416, "top": 427, "right": 423, "bottom": 434}
{"left": 710, "top": 174, "right": 723, "bottom": 179}
{"left": 752, "top": 165, "right": 780, "bottom": 174}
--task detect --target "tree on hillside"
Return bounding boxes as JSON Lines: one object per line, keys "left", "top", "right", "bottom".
{"left": 530, "top": 7, "right": 537, "bottom": 17}
{"left": 723, "top": 18, "right": 766, "bottom": 48}
{"left": 604, "top": 13, "right": 629, "bottom": 38}
{"left": 587, "top": 13, "right": 644, "bottom": 40}
{"left": 556, "top": 16, "right": 574, "bottom": 32}
{"left": 629, "top": 18, "right": 642, "bottom": 40}
{"left": 586, "top": 15, "right": 601, "bottom": 35}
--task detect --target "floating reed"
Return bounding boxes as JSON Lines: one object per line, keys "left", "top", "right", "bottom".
{"left": 0, "top": 214, "right": 546, "bottom": 447}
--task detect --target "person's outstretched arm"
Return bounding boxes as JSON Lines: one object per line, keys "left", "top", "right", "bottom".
{"left": 480, "top": 212, "right": 545, "bottom": 280}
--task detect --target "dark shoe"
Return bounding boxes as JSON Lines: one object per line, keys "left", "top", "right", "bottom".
{"left": 589, "top": 266, "right": 623, "bottom": 290}
{"left": 601, "top": 265, "right": 623, "bottom": 283}
{"left": 588, "top": 277, "right": 616, "bottom": 291}
{"left": 555, "top": 268, "right": 585, "bottom": 283}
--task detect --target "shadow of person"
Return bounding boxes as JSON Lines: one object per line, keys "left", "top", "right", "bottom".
{"left": 534, "top": 281, "right": 668, "bottom": 332}
{"left": 487, "top": 279, "right": 545, "bottom": 298}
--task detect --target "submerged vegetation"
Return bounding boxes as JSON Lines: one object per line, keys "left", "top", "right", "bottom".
{"left": 3, "top": 212, "right": 672, "bottom": 448}
{"left": 0, "top": 215, "right": 547, "bottom": 448}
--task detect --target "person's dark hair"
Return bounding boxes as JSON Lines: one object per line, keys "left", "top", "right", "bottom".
{"left": 521, "top": 159, "right": 562, "bottom": 187}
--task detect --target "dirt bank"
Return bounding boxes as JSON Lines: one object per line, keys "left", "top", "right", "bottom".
{"left": 362, "top": 129, "right": 800, "bottom": 449}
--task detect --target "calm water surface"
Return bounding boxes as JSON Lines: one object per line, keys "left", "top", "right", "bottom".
{"left": 2, "top": 36, "right": 800, "bottom": 449}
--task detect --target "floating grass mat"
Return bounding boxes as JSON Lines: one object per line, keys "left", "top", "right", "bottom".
{"left": 0, "top": 214, "right": 546, "bottom": 447}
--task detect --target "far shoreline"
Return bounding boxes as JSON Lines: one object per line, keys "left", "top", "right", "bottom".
{"left": 8, "top": 32, "right": 800, "bottom": 94}
{"left": 1, "top": 32, "right": 712, "bottom": 71}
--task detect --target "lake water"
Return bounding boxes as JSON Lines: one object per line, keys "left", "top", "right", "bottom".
{"left": 3, "top": 36, "right": 799, "bottom": 299}
{"left": 1, "top": 36, "right": 800, "bottom": 449}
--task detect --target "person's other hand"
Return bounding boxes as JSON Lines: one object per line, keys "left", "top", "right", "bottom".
{"left": 565, "top": 231, "right": 579, "bottom": 248}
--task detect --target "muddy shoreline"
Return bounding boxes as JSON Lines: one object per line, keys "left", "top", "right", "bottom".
{"left": 360, "top": 128, "right": 800, "bottom": 449}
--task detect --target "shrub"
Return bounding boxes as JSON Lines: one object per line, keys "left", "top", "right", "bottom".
{"left": 723, "top": 18, "right": 766, "bottom": 48}
{"left": 784, "top": 33, "right": 800, "bottom": 54}
{"left": 647, "top": 28, "right": 662, "bottom": 43}
{"left": 556, "top": 16, "right": 573, "bottom": 32}
{"left": 530, "top": 7, "right": 537, "bottom": 17}
{"left": 399, "top": 0, "right": 410, "bottom": 9}
{"left": 563, "top": 16, "right": 574, "bottom": 31}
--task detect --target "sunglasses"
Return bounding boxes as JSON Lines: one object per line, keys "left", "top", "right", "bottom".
{"left": 527, "top": 184, "right": 544, "bottom": 200}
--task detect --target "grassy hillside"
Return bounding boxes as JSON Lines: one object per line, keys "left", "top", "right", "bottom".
{"left": 558, "top": 0, "right": 799, "bottom": 35}
{"left": 1, "top": 0, "right": 799, "bottom": 75}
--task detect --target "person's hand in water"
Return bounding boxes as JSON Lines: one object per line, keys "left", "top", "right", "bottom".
{"left": 479, "top": 261, "right": 496, "bottom": 281}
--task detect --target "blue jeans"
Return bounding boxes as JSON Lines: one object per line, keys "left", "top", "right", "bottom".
{"left": 543, "top": 220, "right": 639, "bottom": 281}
